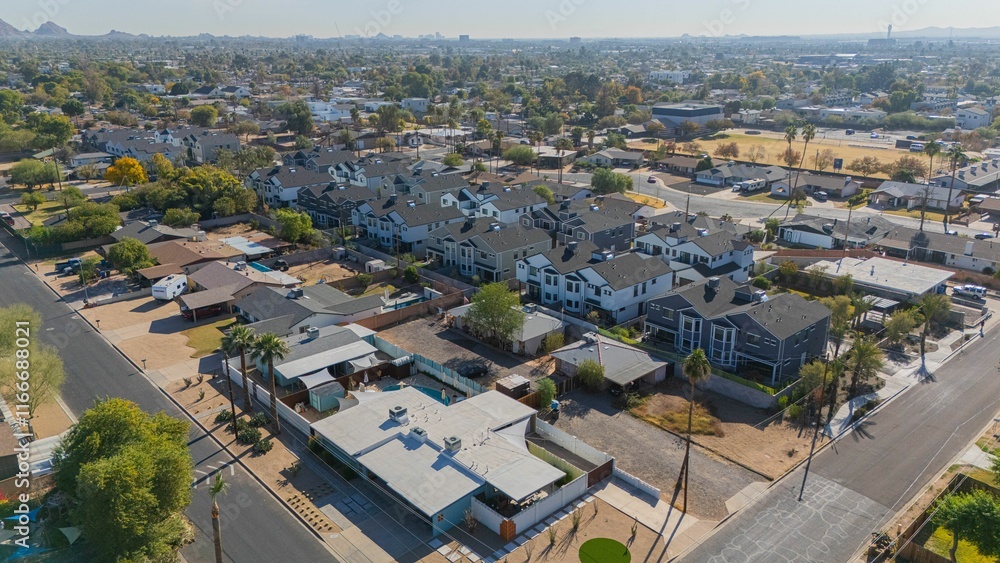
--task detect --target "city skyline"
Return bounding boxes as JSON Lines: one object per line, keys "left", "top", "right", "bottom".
{"left": 2, "top": 0, "right": 997, "bottom": 40}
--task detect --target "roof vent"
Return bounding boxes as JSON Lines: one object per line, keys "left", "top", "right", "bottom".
{"left": 707, "top": 277, "right": 721, "bottom": 289}
{"left": 567, "top": 241, "right": 578, "bottom": 254}
{"left": 753, "top": 289, "right": 768, "bottom": 302}
{"left": 288, "top": 288, "right": 305, "bottom": 299}
{"left": 410, "top": 426, "right": 427, "bottom": 443}
{"left": 443, "top": 435, "right": 461, "bottom": 454}
{"left": 590, "top": 204, "right": 600, "bottom": 212}
{"left": 670, "top": 222, "right": 681, "bottom": 232}
{"left": 524, "top": 303, "right": 537, "bottom": 314}
{"left": 490, "top": 222, "right": 501, "bottom": 232}
{"left": 148, "top": 219, "right": 158, "bottom": 227}
{"left": 697, "top": 228, "right": 709, "bottom": 237}
{"left": 306, "top": 327, "right": 320, "bottom": 340}
{"left": 389, "top": 405, "right": 408, "bottom": 423}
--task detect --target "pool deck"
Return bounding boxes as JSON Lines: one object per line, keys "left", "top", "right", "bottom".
{"left": 359, "top": 373, "right": 465, "bottom": 402}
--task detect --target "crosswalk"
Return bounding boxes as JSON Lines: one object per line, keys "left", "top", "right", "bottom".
{"left": 191, "top": 460, "right": 237, "bottom": 489}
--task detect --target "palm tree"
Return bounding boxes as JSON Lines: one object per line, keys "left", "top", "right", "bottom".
{"left": 679, "top": 348, "right": 712, "bottom": 513}
{"left": 586, "top": 129, "right": 596, "bottom": 152}
{"left": 783, "top": 124, "right": 798, "bottom": 153}
{"left": 492, "top": 130, "right": 505, "bottom": 174}
{"left": 918, "top": 293, "right": 951, "bottom": 356}
{"left": 530, "top": 130, "right": 544, "bottom": 176}
{"left": 554, "top": 137, "right": 575, "bottom": 184}
{"left": 923, "top": 140, "right": 941, "bottom": 184}
{"left": 943, "top": 145, "right": 966, "bottom": 230}
{"left": 250, "top": 332, "right": 289, "bottom": 435}
{"left": 210, "top": 474, "right": 229, "bottom": 563}
{"left": 846, "top": 337, "right": 884, "bottom": 398}
{"left": 792, "top": 123, "right": 816, "bottom": 191}
{"left": 221, "top": 325, "right": 256, "bottom": 413}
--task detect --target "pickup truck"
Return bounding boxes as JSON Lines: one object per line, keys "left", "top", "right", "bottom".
{"left": 54, "top": 258, "right": 83, "bottom": 274}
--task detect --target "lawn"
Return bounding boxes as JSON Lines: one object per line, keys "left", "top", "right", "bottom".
{"left": 181, "top": 318, "right": 237, "bottom": 358}
{"left": 624, "top": 193, "right": 666, "bottom": 208}
{"left": 743, "top": 192, "right": 812, "bottom": 207}
{"left": 14, "top": 199, "right": 64, "bottom": 226}
{"left": 924, "top": 525, "right": 993, "bottom": 563}
{"left": 882, "top": 208, "right": 947, "bottom": 223}
{"left": 360, "top": 283, "right": 397, "bottom": 298}
{"left": 579, "top": 538, "right": 631, "bottom": 563}
{"left": 630, "top": 393, "right": 724, "bottom": 437}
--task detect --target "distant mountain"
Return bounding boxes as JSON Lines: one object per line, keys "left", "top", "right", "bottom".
{"left": 102, "top": 29, "right": 138, "bottom": 39}
{"left": 32, "top": 21, "right": 70, "bottom": 36}
{"left": 0, "top": 19, "right": 26, "bottom": 37}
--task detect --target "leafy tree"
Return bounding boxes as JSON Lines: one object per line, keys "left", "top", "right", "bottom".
{"left": 190, "top": 105, "right": 219, "bottom": 127}
{"left": 537, "top": 377, "right": 557, "bottom": 408}
{"left": 19, "top": 191, "right": 46, "bottom": 211}
{"left": 932, "top": 489, "right": 1000, "bottom": 562}
{"left": 713, "top": 142, "right": 740, "bottom": 159}
{"left": 107, "top": 236, "right": 155, "bottom": 275}
{"left": 764, "top": 218, "right": 780, "bottom": 238}
{"left": 357, "top": 273, "right": 373, "bottom": 290}
{"left": 503, "top": 145, "right": 536, "bottom": 166}
{"left": 442, "top": 153, "right": 464, "bottom": 166}
{"left": 533, "top": 184, "right": 555, "bottom": 205}
{"left": 884, "top": 309, "right": 922, "bottom": 347}
{"left": 591, "top": 167, "right": 632, "bottom": 194}
{"left": 813, "top": 148, "right": 835, "bottom": 171}
{"left": 403, "top": 265, "right": 419, "bottom": 284}
{"left": 228, "top": 120, "right": 260, "bottom": 141}
{"left": 885, "top": 155, "right": 928, "bottom": 183}
{"left": 543, "top": 332, "right": 565, "bottom": 354}
{"left": 105, "top": 156, "right": 148, "bottom": 186}
{"left": 57, "top": 186, "right": 87, "bottom": 218}
{"left": 680, "top": 121, "right": 700, "bottom": 136}
{"left": 577, "top": 358, "right": 605, "bottom": 392}
{"left": 778, "top": 260, "right": 799, "bottom": 281}
{"left": 10, "top": 159, "right": 56, "bottom": 190}
{"left": 0, "top": 89, "right": 23, "bottom": 123}
{"left": 60, "top": 99, "right": 85, "bottom": 118}
{"left": 250, "top": 333, "right": 289, "bottom": 435}
{"left": 680, "top": 348, "right": 712, "bottom": 512}
{"left": 0, "top": 340, "right": 64, "bottom": 419}
{"left": 294, "top": 135, "right": 313, "bottom": 150}
{"left": 53, "top": 398, "right": 192, "bottom": 562}
{"left": 149, "top": 153, "right": 177, "bottom": 181}
{"left": 163, "top": 207, "right": 200, "bottom": 227}
{"left": 845, "top": 336, "right": 883, "bottom": 398}
{"left": 275, "top": 208, "right": 314, "bottom": 243}
{"left": 465, "top": 282, "right": 524, "bottom": 348}
{"left": 25, "top": 113, "right": 73, "bottom": 148}
{"left": 846, "top": 155, "right": 884, "bottom": 178}
{"left": 278, "top": 100, "right": 314, "bottom": 136}
{"left": 751, "top": 276, "right": 771, "bottom": 290}
{"left": 820, "top": 295, "right": 854, "bottom": 356}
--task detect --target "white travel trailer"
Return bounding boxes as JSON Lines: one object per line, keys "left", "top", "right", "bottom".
{"left": 152, "top": 274, "right": 188, "bottom": 300}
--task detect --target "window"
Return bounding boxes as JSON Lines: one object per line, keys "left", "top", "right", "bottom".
{"left": 529, "top": 266, "right": 538, "bottom": 276}
{"left": 577, "top": 231, "right": 586, "bottom": 240}
{"left": 664, "top": 309, "right": 674, "bottom": 320}
{"left": 747, "top": 333, "right": 760, "bottom": 346}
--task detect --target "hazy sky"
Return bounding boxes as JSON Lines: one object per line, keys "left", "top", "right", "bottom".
{"left": 1, "top": 0, "right": 995, "bottom": 39}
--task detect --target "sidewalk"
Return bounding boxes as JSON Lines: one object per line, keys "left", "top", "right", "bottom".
{"left": 824, "top": 328, "right": 979, "bottom": 438}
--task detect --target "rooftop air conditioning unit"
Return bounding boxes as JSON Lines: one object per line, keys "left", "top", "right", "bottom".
{"left": 389, "top": 405, "right": 408, "bottom": 423}
{"left": 443, "top": 436, "right": 462, "bottom": 454}
{"left": 410, "top": 426, "right": 427, "bottom": 443}
{"left": 306, "top": 327, "right": 320, "bottom": 340}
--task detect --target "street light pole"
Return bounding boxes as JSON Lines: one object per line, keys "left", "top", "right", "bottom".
{"left": 799, "top": 354, "right": 831, "bottom": 502}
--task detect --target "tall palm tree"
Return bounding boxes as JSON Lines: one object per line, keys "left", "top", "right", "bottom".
{"left": 783, "top": 124, "right": 798, "bottom": 153}
{"left": 792, "top": 123, "right": 816, "bottom": 190}
{"left": 846, "top": 337, "right": 884, "bottom": 398}
{"left": 586, "top": 129, "right": 596, "bottom": 152}
{"left": 918, "top": 293, "right": 951, "bottom": 356}
{"left": 221, "top": 325, "right": 256, "bottom": 413}
{"left": 943, "top": 145, "right": 966, "bottom": 230}
{"left": 923, "top": 140, "right": 941, "bottom": 184}
{"left": 554, "top": 137, "right": 574, "bottom": 184}
{"left": 530, "top": 130, "right": 544, "bottom": 176}
{"left": 250, "top": 332, "right": 289, "bottom": 435}
{"left": 492, "top": 130, "right": 505, "bottom": 174}
{"left": 210, "top": 474, "right": 229, "bottom": 563}
{"left": 679, "top": 348, "right": 712, "bottom": 513}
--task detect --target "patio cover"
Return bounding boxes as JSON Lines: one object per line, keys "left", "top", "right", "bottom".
{"left": 300, "top": 370, "right": 336, "bottom": 390}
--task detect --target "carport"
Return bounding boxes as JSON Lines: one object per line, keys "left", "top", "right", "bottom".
{"left": 178, "top": 288, "right": 234, "bottom": 321}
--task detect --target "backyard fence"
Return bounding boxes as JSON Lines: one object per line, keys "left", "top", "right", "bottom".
{"left": 371, "top": 335, "right": 489, "bottom": 396}
{"left": 223, "top": 358, "right": 312, "bottom": 435}
{"left": 198, "top": 212, "right": 280, "bottom": 231}
{"left": 534, "top": 420, "right": 613, "bottom": 467}
{"left": 351, "top": 292, "right": 466, "bottom": 331}
{"left": 88, "top": 287, "right": 152, "bottom": 307}
{"left": 509, "top": 474, "right": 587, "bottom": 533}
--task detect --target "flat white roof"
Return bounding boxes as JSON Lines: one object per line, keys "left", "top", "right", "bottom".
{"left": 810, "top": 257, "right": 953, "bottom": 297}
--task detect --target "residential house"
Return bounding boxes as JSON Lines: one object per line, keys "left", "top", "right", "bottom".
{"left": 777, "top": 214, "right": 896, "bottom": 249}
{"left": 695, "top": 163, "right": 787, "bottom": 186}
{"left": 644, "top": 277, "right": 831, "bottom": 383}
{"left": 450, "top": 303, "right": 567, "bottom": 355}
{"left": 584, "top": 148, "right": 644, "bottom": 168}
{"left": 137, "top": 239, "right": 245, "bottom": 282}
{"left": 391, "top": 172, "right": 469, "bottom": 204}
{"left": 798, "top": 174, "right": 861, "bottom": 198}
{"left": 551, "top": 332, "right": 669, "bottom": 388}
{"left": 955, "top": 107, "right": 992, "bottom": 130}
{"left": 109, "top": 220, "right": 197, "bottom": 246}
{"left": 334, "top": 155, "right": 411, "bottom": 190}
{"left": 635, "top": 222, "right": 754, "bottom": 284}
{"left": 805, "top": 257, "right": 953, "bottom": 303}
{"left": 234, "top": 284, "right": 386, "bottom": 335}
{"left": 868, "top": 181, "right": 966, "bottom": 210}
{"left": 525, "top": 197, "right": 640, "bottom": 251}
{"left": 353, "top": 196, "right": 467, "bottom": 258}
{"left": 70, "top": 152, "right": 112, "bottom": 167}
{"left": 191, "top": 85, "right": 223, "bottom": 98}
{"left": 295, "top": 182, "right": 377, "bottom": 228}
{"left": 181, "top": 131, "right": 241, "bottom": 164}
{"left": 878, "top": 225, "right": 1000, "bottom": 274}
{"left": 221, "top": 86, "right": 252, "bottom": 99}
{"left": 247, "top": 164, "right": 333, "bottom": 208}
{"left": 656, "top": 155, "right": 702, "bottom": 176}
{"left": 441, "top": 182, "right": 548, "bottom": 223}
{"left": 178, "top": 261, "right": 297, "bottom": 319}
{"left": 535, "top": 146, "right": 578, "bottom": 169}
{"left": 651, "top": 103, "right": 724, "bottom": 127}
{"left": 516, "top": 240, "right": 673, "bottom": 324}
{"left": 259, "top": 324, "right": 380, "bottom": 388}
{"left": 932, "top": 159, "right": 1000, "bottom": 193}
{"left": 426, "top": 217, "right": 552, "bottom": 282}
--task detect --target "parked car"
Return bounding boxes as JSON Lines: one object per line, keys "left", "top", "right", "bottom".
{"left": 745, "top": 130, "right": 761, "bottom": 135}
{"left": 845, "top": 129, "right": 855, "bottom": 135}
{"left": 870, "top": 132, "right": 879, "bottom": 139}
{"left": 814, "top": 191, "right": 828, "bottom": 201}
{"left": 180, "top": 304, "right": 224, "bottom": 321}
{"left": 945, "top": 229, "right": 959, "bottom": 236}
{"left": 646, "top": 176, "right": 657, "bottom": 183}
{"left": 273, "top": 259, "right": 289, "bottom": 271}
{"left": 457, "top": 362, "right": 490, "bottom": 378}
{"left": 0, "top": 212, "right": 13, "bottom": 226}
{"left": 953, "top": 285, "right": 988, "bottom": 299}
{"left": 906, "top": 135, "right": 918, "bottom": 140}
{"left": 975, "top": 233, "right": 994, "bottom": 240}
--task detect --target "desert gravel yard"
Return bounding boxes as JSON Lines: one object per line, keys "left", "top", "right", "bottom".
{"left": 553, "top": 389, "right": 763, "bottom": 520}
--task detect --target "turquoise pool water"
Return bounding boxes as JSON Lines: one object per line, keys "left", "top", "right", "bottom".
{"left": 382, "top": 384, "right": 451, "bottom": 405}
{"left": 249, "top": 262, "right": 271, "bottom": 272}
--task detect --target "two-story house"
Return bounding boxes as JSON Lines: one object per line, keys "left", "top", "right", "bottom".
{"left": 440, "top": 182, "right": 549, "bottom": 223}
{"left": 181, "top": 131, "right": 241, "bottom": 164}
{"left": 295, "top": 183, "right": 378, "bottom": 228}
{"left": 516, "top": 240, "right": 673, "bottom": 324}
{"left": 427, "top": 217, "right": 552, "bottom": 282}
{"left": 353, "top": 196, "right": 466, "bottom": 257}
{"left": 334, "top": 155, "right": 411, "bottom": 190}
{"left": 525, "top": 197, "right": 640, "bottom": 251}
{"left": 644, "top": 276, "right": 831, "bottom": 384}
{"left": 390, "top": 172, "right": 470, "bottom": 204}
{"left": 247, "top": 165, "right": 333, "bottom": 208}
{"left": 635, "top": 222, "right": 754, "bottom": 284}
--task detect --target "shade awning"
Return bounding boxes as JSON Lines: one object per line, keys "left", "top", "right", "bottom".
{"left": 300, "top": 371, "right": 335, "bottom": 390}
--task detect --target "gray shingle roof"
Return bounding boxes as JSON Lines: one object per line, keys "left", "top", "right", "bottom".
{"left": 534, "top": 241, "right": 601, "bottom": 274}
{"left": 235, "top": 284, "right": 384, "bottom": 326}
{"left": 587, "top": 253, "right": 672, "bottom": 291}
{"left": 430, "top": 218, "right": 551, "bottom": 254}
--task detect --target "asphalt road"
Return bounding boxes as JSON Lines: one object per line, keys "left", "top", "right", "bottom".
{"left": 682, "top": 327, "right": 1000, "bottom": 562}
{"left": 0, "top": 234, "right": 337, "bottom": 562}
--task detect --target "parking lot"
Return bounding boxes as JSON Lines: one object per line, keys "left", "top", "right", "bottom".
{"left": 377, "top": 316, "right": 555, "bottom": 387}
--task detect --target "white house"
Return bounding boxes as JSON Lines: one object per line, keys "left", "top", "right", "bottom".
{"left": 401, "top": 98, "right": 430, "bottom": 113}
{"left": 955, "top": 107, "right": 991, "bottom": 130}
{"left": 635, "top": 223, "right": 755, "bottom": 284}
{"left": 584, "top": 148, "right": 643, "bottom": 168}
{"left": 247, "top": 165, "right": 333, "bottom": 208}
{"left": 648, "top": 70, "right": 689, "bottom": 84}
{"left": 440, "top": 183, "right": 548, "bottom": 224}
{"left": 353, "top": 196, "right": 467, "bottom": 257}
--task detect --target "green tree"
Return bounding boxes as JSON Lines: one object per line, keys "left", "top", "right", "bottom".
{"left": 190, "top": 105, "right": 219, "bottom": 127}
{"left": 503, "top": 145, "right": 536, "bottom": 166}
{"left": 163, "top": 207, "right": 200, "bottom": 227}
{"left": 278, "top": 100, "right": 314, "bottom": 136}
{"left": 944, "top": 145, "right": 966, "bottom": 230}
{"left": 403, "top": 265, "right": 419, "bottom": 284}
{"left": 845, "top": 336, "right": 884, "bottom": 398}
{"left": 442, "top": 153, "right": 464, "bottom": 166}
{"left": 0, "top": 342, "right": 64, "bottom": 419}
{"left": 680, "top": 348, "right": 712, "bottom": 512}
{"left": 778, "top": 260, "right": 799, "bottom": 282}
{"left": 275, "top": 208, "right": 314, "bottom": 243}
{"left": 60, "top": 99, "right": 85, "bottom": 118}
{"left": 591, "top": 167, "right": 632, "bottom": 194}
{"left": 19, "top": 191, "right": 46, "bottom": 211}
{"left": 25, "top": 113, "right": 73, "bottom": 148}
{"left": 932, "top": 489, "right": 1000, "bottom": 563}
{"left": 107, "top": 236, "right": 155, "bottom": 275}
{"left": 58, "top": 186, "right": 86, "bottom": 218}
{"left": 554, "top": 137, "right": 574, "bottom": 184}
{"left": 537, "top": 377, "right": 557, "bottom": 408}
{"left": 577, "top": 358, "right": 605, "bottom": 392}
{"left": 250, "top": 333, "right": 290, "bottom": 435}
{"left": 533, "top": 184, "right": 555, "bottom": 205}
{"left": 221, "top": 325, "right": 256, "bottom": 412}
{"left": 918, "top": 293, "right": 951, "bottom": 355}
{"left": 10, "top": 159, "right": 55, "bottom": 190}
{"left": 53, "top": 398, "right": 192, "bottom": 562}
{"left": 821, "top": 295, "right": 855, "bottom": 357}
{"left": 464, "top": 282, "right": 524, "bottom": 348}
{"left": 543, "top": 332, "right": 564, "bottom": 353}
{"left": 751, "top": 276, "right": 771, "bottom": 290}
{"left": 883, "top": 308, "right": 922, "bottom": 347}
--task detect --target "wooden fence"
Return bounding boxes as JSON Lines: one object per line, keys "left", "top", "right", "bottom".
{"left": 351, "top": 292, "right": 466, "bottom": 331}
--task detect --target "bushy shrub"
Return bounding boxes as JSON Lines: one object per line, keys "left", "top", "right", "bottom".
{"left": 214, "top": 410, "right": 233, "bottom": 424}
{"left": 249, "top": 412, "right": 270, "bottom": 428}
{"left": 237, "top": 427, "right": 262, "bottom": 445}
{"left": 253, "top": 439, "right": 273, "bottom": 454}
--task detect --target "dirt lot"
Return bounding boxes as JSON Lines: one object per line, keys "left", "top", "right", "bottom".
{"left": 636, "top": 378, "right": 825, "bottom": 480}
{"left": 378, "top": 316, "right": 555, "bottom": 387}
{"left": 80, "top": 296, "right": 178, "bottom": 331}
{"left": 205, "top": 223, "right": 255, "bottom": 239}
{"left": 285, "top": 259, "right": 361, "bottom": 285}
{"left": 26, "top": 397, "right": 73, "bottom": 440}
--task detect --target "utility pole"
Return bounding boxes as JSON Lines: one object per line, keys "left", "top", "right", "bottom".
{"left": 800, "top": 355, "right": 831, "bottom": 501}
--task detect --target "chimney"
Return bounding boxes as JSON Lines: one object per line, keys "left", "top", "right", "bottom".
{"left": 389, "top": 405, "right": 408, "bottom": 423}
{"left": 670, "top": 222, "right": 681, "bottom": 232}
{"left": 567, "top": 241, "right": 578, "bottom": 254}
{"left": 965, "top": 240, "right": 975, "bottom": 256}
{"left": 443, "top": 435, "right": 462, "bottom": 454}
{"left": 707, "top": 277, "right": 721, "bottom": 290}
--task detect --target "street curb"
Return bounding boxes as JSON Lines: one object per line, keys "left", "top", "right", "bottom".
{"left": 16, "top": 251, "right": 342, "bottom": 559}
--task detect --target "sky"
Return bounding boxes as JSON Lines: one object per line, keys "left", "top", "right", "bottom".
{"left": 1, "top": 0, "right": 997, "bottom": 39}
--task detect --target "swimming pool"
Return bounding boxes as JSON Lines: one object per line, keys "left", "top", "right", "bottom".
{"left": 249, "top": 262, "right": 272, "bottom": 272}
{"left": 382, "top": 384, "right": 451, "bottom": 405}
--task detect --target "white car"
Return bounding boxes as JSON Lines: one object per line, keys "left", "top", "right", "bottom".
{"left": 953, "top": 285, "right": 988, "bottom": 299}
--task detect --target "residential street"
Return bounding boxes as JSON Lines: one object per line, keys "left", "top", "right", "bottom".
{"left": 0, "top": 234, "right": 337, "bottom": 563}
{"left": 680, "top": 324, "right": 1000, "bottom": 562}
